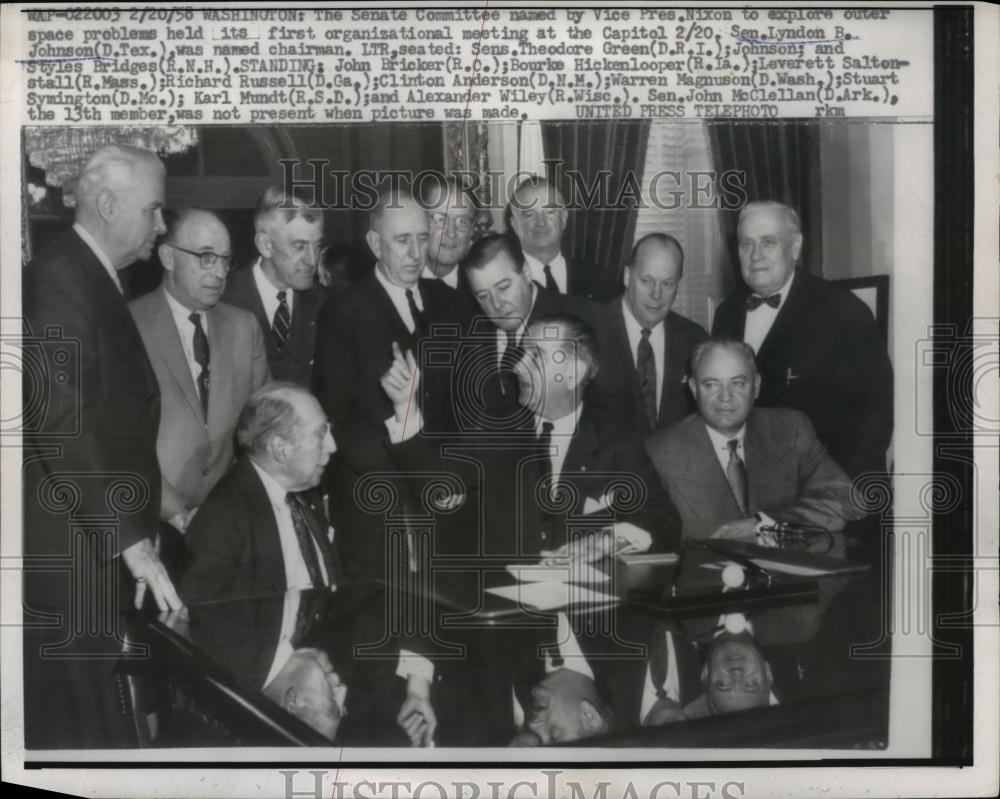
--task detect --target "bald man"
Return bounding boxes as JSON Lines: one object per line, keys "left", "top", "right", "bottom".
{"left": 23, "top": 145, "right": 181, "bottom": 747}
{"left": 130, "top": 209, "right": 269, "bottom": 539}
{"left": 313, "top": 189, "right": 471, "bottom": 580}
{"left": 588, "top": 233, "right": 708, "bottom": 434}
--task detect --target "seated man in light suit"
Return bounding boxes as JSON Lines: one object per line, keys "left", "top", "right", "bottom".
{"left": 646, "top": 337, "right": 863, "bottom": 549}
{"left": 130, "top": 209, "right": 270, "bottom": 539}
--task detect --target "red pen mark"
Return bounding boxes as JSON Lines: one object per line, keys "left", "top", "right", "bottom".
{"left": 430, "top": 1, "right": 491, "bottom": 268}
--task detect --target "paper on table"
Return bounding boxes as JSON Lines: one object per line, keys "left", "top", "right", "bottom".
{"left": 505, "top": 563, "right": 609, "bottom": 583}
{"left": 486, "top": 581, "right": 619, "bottom": 611}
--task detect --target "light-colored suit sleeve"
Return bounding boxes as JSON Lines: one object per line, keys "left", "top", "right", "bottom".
{"left": 761, "top": 413, "right": 864, "bottom": 531}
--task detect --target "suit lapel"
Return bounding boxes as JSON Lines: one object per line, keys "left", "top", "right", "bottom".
{"left": 756, "top": 270, "right": 808, "bottom": 366}
{"left": 299, "top": 491, "right": 343, "bottom": 586}
{"left": 742, "top": 411, "right": 781, "bottom": 510}
{"left": 243, "top": 461, "right": 288, "bottom": 593}
{"left": 681, "top": 422, "right": 741, "bottom": 530}
{"left": 562, "top": 408, "right": 601, "bottom": 512}
{"left": 659, "top": 315, "right": 684, "bottom": 423}
{"left": 205, "top": 305, "right": 233, "bottom": 433}
{"left": 153, "top": 289, "right": 205, "bottom": 423}
{"left": 610, "top": 299, "right": 643, "bottom": 408}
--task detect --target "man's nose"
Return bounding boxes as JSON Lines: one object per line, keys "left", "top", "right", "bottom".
{"left": 489, "top": 292, "right": 503, "bottom": 314}
{"left": 303, "top": 246, "right": 320, "bottom": 267}
{"left": 153, "top": 209, "right": 167, "bottom": 236}
{"left": 718, "top": 384, "right": 732, "bottom": 401}
{"left": 324, "top": 430, "right": 336, "bottom": 454}
{"left": 650, "top": 284, "right": 662, "bottom": 301}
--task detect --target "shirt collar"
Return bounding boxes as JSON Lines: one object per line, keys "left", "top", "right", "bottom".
{"left": 422, "top": 264, "right": 459, "bottom": 289}
{"left": 620, "top": 295, "right": 665, "bottom": 338}
{"left": 537, "top": 402, "right": 583, "bottom": 438}
{"left": 753, "top": 269, "right": 796, "bottom": 306}
{"left": 375, "top": 263, "right": 422, "bottom": 308}
{"left": 523, "top": 251, "right": 565, "bottom": 274}
{"left": 704, "top": 422, "right": 747, "bottom": 453}
{"left": 162, "top": 285, "right": 204, "bottom": 327}
{"left": 250, "top": 459, "right": 289, "bottom": 508}
{"left": 73, "top": 222, "right": 122, "bottom": 294}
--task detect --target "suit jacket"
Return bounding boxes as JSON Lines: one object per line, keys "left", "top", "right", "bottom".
{"left": 646, "top": 408, "right": 862, "bottom": 541}
{"left": 712, "top": 270, "right": 893, "bottom": 478}
{"left": 22, "top": 227, "right": 161, "bottom": 748}
{"left": 462, "top": 283, "right": 592, "bottom": 431}
{"left": 588, "top": 298, "right": 708, "bottom": 431}
{"left": 441, "top": 405, "right": 682, "bottom": 558}
{"left": 23, "top": 228, "right": 161, "bottom": 595}
{"left": 129, "top": 288, "right": 270, "bottom": 520}
{"left": 221, "top": 262, "right": 328, "bottom": 386}
{"left": 180, "top": 458, "right": 342, "bottom": 605}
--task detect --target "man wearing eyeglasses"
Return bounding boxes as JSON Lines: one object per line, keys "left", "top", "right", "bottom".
{"left": 130, "top": 209, "right": 269, "bottom": 542}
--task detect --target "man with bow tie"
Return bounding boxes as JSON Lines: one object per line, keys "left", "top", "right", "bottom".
{"left": 711, "top": 201, "right": 893, "bottom": 480}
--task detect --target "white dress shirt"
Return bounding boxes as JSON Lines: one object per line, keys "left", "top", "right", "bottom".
{"left": 536, "top": 404, "right": 583, "bottom": 490}
{"left": 250, "top": 461, "right": 329, "bottom": 590}
{"left": 621, "top": 297, "right": 666, "bottom": 412}
{"left": 742, "top": 270, "right": 795, "bottom": 354}
{"left": 375, "top": 264, "right": 424, "bottom": 334}
{"left": 523, "top": 251, "right": 567, "bottom": 294}
{"left": 705, "top": 423, "right": 748, "bottom": 475}
{"left": 253, "top": 258, "right": 294, "bottom": 324}
{"left": 73, "top": 222, "right": 123, "bottom": 295}
{"left": 495, "top": 283, "right": 538, "bottom": 368}
{"left": 421, "top": 264, "right": 459, "bottom": 290}
{"left": 162, "top": 288, "right": 208, "bottom": 390}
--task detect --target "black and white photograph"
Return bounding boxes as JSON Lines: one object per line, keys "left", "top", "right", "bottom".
{"left": 1, "top": 3, "right": 996, "bottom": 798}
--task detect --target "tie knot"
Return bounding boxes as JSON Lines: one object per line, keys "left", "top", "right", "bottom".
{"left": 406, "top": 288, "right": 415, "bottom": 299}
{"left": 726, "top": 438, "right": 740, "bottom": 454}
{"left": 541, "top": 421, "right": 554, "bottom": 436}
{"left": 188, "top": 311, "right": 202, "bottom": 327}
{"left": 641, "top": 328, "right": 652, "bottom": 340}
{"left": 277, "top": 290, "right": 287, "bottom": 302}
{"left": 285, "top": 492, "right": 300, "bottom": 509}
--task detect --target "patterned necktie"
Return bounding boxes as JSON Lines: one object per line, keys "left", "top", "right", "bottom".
{"left": 542, "top": 264, "right": 558, "bottom": 293}
{"left": 725, "top": 438, "right": 749, "bottom": 515}
{"left": 406, "top": 288, "right": 425, "bottom": 340}
{"left": 273, "top": 290, "right": 291, "bottom": 347}
{"left": 636, "top": 328, "right": 658, "bottom": 429}
{"left": 189, "top": 312, "right": 209, "bottom": 419}
{"left": 286, "top": 493, "right": 326, "bottom": 588}
{"left": 745, "top": 293, "right": 781, "bottom": 311}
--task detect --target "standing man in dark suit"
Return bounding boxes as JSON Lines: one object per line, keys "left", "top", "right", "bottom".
{"left": 222, "top": 186, "right": 327, "bottom": 386}
{"left": 180, "top": 382, "right": 339, "bottom": 605}
{"left": 711, "top": 201, "right": 893, "bottom": 479}
{"left": 508, "top": 176, "right": 594, "bottom": 298}
{"left": 460, "top": 233, "right": 587, "bottom": 431}
{"left": 589, "top": 233, "right": 708, "bottom": 433}
{"left": 130, "top": 209, "right": 270, "bottom": 541}
{"left": 22, "top": 145, "right": 182, "bottom": 748}
{"left": 646, "top": 338, "right": 863, "bottom": 546}
{"left": 421, "top": 177, "right": 477, "bottom": 298}
{"left": 312, "top": 189, "right": 470, "bottom": 579}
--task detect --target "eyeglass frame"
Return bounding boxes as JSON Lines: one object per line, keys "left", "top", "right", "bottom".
{"left": 165, "top": 243, "right": 234, "bottom": 273}
{"left": 428, "top": 212, "right": 474, "bottom": 233}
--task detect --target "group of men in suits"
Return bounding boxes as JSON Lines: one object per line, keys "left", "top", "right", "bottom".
{"left": 23, "top": 139, "right": 892, "bottom": 748}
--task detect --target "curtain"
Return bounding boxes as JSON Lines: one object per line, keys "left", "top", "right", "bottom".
{"left": 706, "top": 121, "right": 823, "bottom": 277}
{"left": 541, "top": 120, "right": 651, "bottom": 301}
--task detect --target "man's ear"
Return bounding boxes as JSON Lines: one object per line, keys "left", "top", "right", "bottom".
{"left": 700, "top": 663, "right": 708, "bottom": 684}
{"left": 557, "top": 206, "right": 568, "bottom": 234}
{"left": 268, "top": 435, "right": 288, "bottom": 465}
{"left": 790, "top": 232, "right": 803, "bottom": 262}
{"left": 158, "top": 242, "right": 175, "bottom": 273}
{"left": 753, "top": 373, "right": 762, "bottom": 400}
{"left": 623, "top": 266, "right": 633, "bottom": 289}
{"left": 95, "top": 188, "right": 117, "bottom": 224}
{"left": 508, "top": 209, "right": 524, "bottom": 241}
{"left": 763, "top": 661, "right": 773, "bottom": 689}
{"left": 579, "top": 699, "right": 605, "bottom": 734}
{"left": 283, "top": 686, "right": 301, "bottom": 713}
{"left": 365, "top": 229, "right": 382, "bottom": 262}
{"left": 255, "top": 230, "right": 273, "bottom": 260}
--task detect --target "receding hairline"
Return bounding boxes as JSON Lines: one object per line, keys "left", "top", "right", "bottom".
{"left": 630, "top": 233, "right": 684, "bottom": 273}
{"left": 690, "top": 338, "right": 758, "bottom": 380}
{"left": 737, "top": 201, "right": 801, "bottom": 236}
{"left": 369, "top": 189, "right": 425, "bottom": 232}
{"left": 75, "top": 145, "right": 163, "bottom": 206}
{"left": 166, "top": 208, "right": 228, "bottom": 246}
{"left": 511, "top": 177, "right": 566, "bottom": 211}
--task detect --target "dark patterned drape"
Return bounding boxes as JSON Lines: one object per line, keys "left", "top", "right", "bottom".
{"left": 707, "top": 121, "right": 823, "bottom": 277}
{"left": 541, "top": 120, "right": 651, "bottom": 301}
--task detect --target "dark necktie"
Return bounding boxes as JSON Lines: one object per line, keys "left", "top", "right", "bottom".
{"left": 273, "top": 290, "right": 291, "bottom": 347}
{"left": 500, "top": 329, "right": 521, "bottom": 380}
{"left": 649, "top": 621, "right": 671, "bottom": 700}
{"left": 725, "top": 438, "right": 749, "bottom": 515}
{"left": 189, "top": 312, "right": 209, "bottom": 419}
{"left": 636, "top": 328, "right": 658, "bottom": 429}
{"left": 745, "top": 293, "right": 781, "bottom": 311}
{"left": 542, "top": 264, "right": 558, "bottom": 293}
{"left": 286, "top": 493, "right": 326, "bottom": 588}
{"left": 406, "top": 288, "right": 425, "bottom": 340}
{"left": 538, "top": 420, "right": 555, "bottom": 487}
